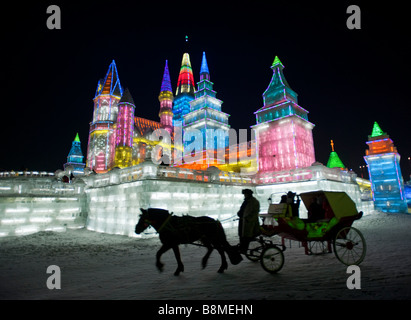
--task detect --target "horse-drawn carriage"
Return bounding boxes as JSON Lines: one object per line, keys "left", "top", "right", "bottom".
{"left": 135, "top": 190, "right": 366, "bottom": 276}
{"left": 246, "top": 190, "right": 366, "bottom": 273}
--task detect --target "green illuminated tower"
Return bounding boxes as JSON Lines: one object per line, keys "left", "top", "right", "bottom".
{"left": 326, "top": 140, "right": 345, "bottom": 169}
{"left": 64, "top": 133, "right": 85, "bottom": 176}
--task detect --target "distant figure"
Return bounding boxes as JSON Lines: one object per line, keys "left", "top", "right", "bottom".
{"left": 280, "top": 195, "right": 287, "bottom": 203}
{"left": 237, "top": 189, "right": 261, "bottom": 253}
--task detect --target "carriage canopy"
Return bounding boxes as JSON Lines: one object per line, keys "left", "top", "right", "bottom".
{"left": 299, "top": 191, "right": 358, "bottom": 220}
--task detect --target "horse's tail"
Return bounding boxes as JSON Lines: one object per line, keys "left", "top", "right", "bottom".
{"left": 216, "top": 220, "right": 243, "bottom": 265}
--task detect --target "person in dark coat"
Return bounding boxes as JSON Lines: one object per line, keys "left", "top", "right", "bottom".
{"left": 237, "top": 189, "right": 261, "bottom": 253}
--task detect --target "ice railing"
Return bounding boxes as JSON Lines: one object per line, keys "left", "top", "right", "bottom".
{"left": 85, "top": 162, "right": 255, "bottom": 188}
{"left": 256, "top": 164, "right": 358, "bottom": 185}
{"left": 0, "top": 171, "right": 55, "bottom": 178}
{"left": 0, "top": 176, "right": 85, "bottom": 196}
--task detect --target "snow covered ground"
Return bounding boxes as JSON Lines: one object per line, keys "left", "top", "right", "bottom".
{"left": 0, "top": 211, "right": 410, "bottom": 300}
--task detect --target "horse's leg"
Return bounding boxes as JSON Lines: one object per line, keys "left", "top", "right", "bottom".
{"left": 156, "top": 244, "right": 171, "bottom": 272}
{"left": 216, "top": 246, "right": 228, "bottom": 273}
{"left": 202, "top": 246, "right": 213, "bottom": 269}
{"left": 172, "top": 245, "right": 184, "bottom": 276}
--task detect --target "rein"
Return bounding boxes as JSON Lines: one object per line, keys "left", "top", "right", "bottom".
{"left": 156, "top": 213, "right": 173, "bottom": 233}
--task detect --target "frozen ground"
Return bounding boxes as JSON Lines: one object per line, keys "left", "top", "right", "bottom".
{"left": 0, "top": 211, "right": 410, "bottom": 300}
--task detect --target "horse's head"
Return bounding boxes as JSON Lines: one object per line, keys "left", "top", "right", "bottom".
{"left": 135, "top": 208, "right": 150, "bottom": 234}
{"left": 135, "top": 208, "right": 170, "bottom": 234}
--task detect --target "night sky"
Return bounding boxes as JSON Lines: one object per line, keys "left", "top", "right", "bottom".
{"left": 2, "top": 1, "right": 410, "bottom": 181}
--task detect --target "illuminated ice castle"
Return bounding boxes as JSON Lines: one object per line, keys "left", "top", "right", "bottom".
{"left": 85, "top": 53, "right": 317, "bottom": 177}
{"left": 4, "top": 53, "right": 405, "bottom": 239}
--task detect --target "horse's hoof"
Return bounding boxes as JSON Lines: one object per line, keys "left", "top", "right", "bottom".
{"left": 218, "top": 264, "right": 228, "bottom": 273}
{"left": 156, "top": 262, "right": 164, "bottom": 272}
{"left": 174, "top": 266, "right": 184, "bottom": 276}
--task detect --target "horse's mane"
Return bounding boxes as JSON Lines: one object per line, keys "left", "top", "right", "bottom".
{"left": 146, "top": 208, "right": 170, "bottom": 220}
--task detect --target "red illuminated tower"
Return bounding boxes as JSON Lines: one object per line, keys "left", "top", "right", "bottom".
{"left": 172, "top": 53, "right": 196, "bottom": 126}
{"left": 252, "top": 56, "right": 316, "bottom": 173}
{"left": 114, "top": 88, "right": 135, "bottom": 168}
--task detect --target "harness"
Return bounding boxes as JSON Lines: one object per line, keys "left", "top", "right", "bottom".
{"left": 157, "top": 213, "right": 173, "bottom": 233}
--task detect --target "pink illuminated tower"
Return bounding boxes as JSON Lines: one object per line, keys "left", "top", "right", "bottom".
{"left": 86, "top": 60, "right": 123, "bottom": 173}
{"left": 158, "top": 60, "right": 174, "bottom": 134}
{"left": 252, "top": 56, "right": 315, "bottom": 173}
{"left": 114, "top": 88, "right": 135, "bottom": 168}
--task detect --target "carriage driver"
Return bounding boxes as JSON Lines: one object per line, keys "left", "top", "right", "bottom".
{"left": 237, "top": 189, "right": 261, "bottom": 253}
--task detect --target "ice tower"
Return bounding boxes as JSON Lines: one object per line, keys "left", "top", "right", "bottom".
{"left": 86, "top": 60, "right": 123, "bottom": 173}
{"left": 158, "top": 60, "right": 174, "bottom": 135}
{"left": 173, "top": 53, "right": 196, "bottom": 126}
{"left": 64, "top": 133, "right": 85, "bottom": 176}
{"left": 326, "top": 140, "right": 345, "bottom": 169}
{"left": 183, "top": 52, "right": 230, "bottom": 168}
{"left": 364, "top": 122, "right": 407, "bottom": 213}
{"left": 114, "top": 88, "right": 135, "bottom": 168}
{"left": 252, "top": 56, "right": 315, "bottom": 173}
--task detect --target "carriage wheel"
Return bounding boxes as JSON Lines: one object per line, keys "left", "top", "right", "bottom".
{"left": 307, "top": 241, "right": 330, "bottom": 255}
{"left": 260, "top": 245, "right": 284, "bottom": 274}
{"left": 333, "top": 227, "right": 366, "bottom": 266}
{"left": 245, "top": 240, "right": 263, "bottom": 262}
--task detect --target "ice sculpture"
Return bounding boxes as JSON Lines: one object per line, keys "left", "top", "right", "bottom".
{"left": 63, "top": 133, "right": 85, "bottom": 176}
{"left": 364, "top": 122, "right": 408, "bottom": 213}
{"left": 252, "top": 56, "right": 315, "bottom": 173}
{"left": 87, "top": 60, "right": 123, "bottom": 173}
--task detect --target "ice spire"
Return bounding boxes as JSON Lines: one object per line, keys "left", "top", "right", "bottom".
{"left": 159, "top": 60, "right": 174, "bottom": 134}
{"left": 119, "top": 87, "right": 135, "bottom": 105}
{"left": 160, "top": 60, "right": 173, "bottom": 93}
{"left": 95, "top": 60, "right": 123, "bottom": 98}
{"left": 200, "top": 51, "right": 210, "bottom": 80}
{"left": 326, "top": 140, "right": 345, "bottom": 169}
{"left": 175, "top": 53, "right": 195, "bottom": 96}
{"left": 370, "top": 121, "right": 386, "bottom": 138}
{"left": 263, "top": 56, "right": 298, "bottom": 106}
{"left": 271, "top": 56, "right": 284, "bottom": 68}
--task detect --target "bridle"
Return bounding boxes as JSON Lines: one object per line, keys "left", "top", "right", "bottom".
{"left": 144, "top": 212, "right": 173, "bottom": 233}
{"left": 139, "top": 212, "right": 173, "bottom": 233}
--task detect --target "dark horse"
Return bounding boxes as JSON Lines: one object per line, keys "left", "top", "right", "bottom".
{"left": 135, "top": 208, "right": 242, "bottom": 275}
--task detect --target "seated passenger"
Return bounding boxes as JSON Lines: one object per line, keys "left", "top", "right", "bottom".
{"left": 307, "top": 196, "right": 324, "bottom": 222}
{"left": 323, "top": 198, "right": 333, "bottom": 220}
